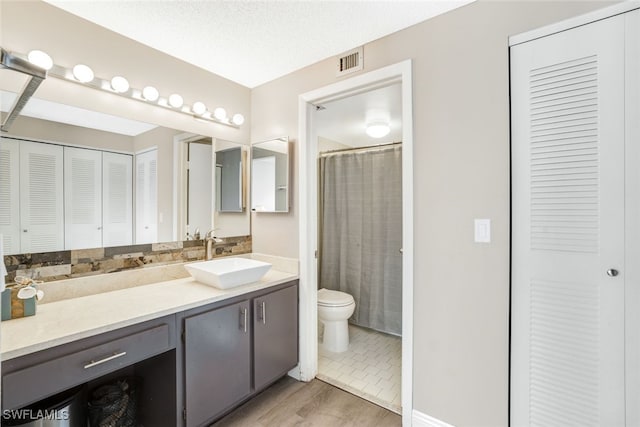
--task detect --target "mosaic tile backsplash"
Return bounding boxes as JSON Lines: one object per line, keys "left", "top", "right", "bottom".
{"left": 3, "top": 236, "right": 252, "bottom": 283}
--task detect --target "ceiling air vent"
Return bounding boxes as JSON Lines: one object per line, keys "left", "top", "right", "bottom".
{"left": 336, "top": 47, "right": 363, "bottom": 77}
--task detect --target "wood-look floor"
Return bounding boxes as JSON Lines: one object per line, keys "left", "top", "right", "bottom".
{"left": 211, "top": 377, "right": 402, "bottom": 426}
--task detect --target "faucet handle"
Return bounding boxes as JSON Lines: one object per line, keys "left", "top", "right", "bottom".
{"left": 205, "top": 228, "right": 219, "bottom": 239}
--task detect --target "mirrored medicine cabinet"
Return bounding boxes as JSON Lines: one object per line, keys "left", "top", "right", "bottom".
{"left": 251, "top": 137, "right": 289, "bottom": 213}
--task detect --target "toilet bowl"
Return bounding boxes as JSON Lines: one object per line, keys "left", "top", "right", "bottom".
{"left": 317, "top": 288, "right": 355, "bottom": 353}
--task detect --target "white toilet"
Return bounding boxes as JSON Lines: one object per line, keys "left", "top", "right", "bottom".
{"left": 317, "top": 288, "right": 356, "bottom": 353}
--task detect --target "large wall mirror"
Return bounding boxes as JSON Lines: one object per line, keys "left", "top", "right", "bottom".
{"left": 251, "top": 137, "right": 289, "bottom": 213}
{"left": 0, "top": 89, "right": 250, "bottom": 255}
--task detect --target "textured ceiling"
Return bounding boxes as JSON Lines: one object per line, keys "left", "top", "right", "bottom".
{"left": 44, "top": 0, "right": 474, "bottom": 88}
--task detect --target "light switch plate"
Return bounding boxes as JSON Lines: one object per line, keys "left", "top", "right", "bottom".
{"left": 474, "top": 219, "right": 491, "bottom": 243}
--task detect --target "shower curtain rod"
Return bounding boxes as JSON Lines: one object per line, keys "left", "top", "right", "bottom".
{"left": 319, "top": 141, "right": 402, "bottom": 156}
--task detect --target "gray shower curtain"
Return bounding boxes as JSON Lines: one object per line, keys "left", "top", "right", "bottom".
{"left": 319, "top": 144, "right": 402, "bottom": 336}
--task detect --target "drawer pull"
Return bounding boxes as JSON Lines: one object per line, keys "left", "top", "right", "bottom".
{"left": 84, "top": 351, "right": 127, "bottom": 369}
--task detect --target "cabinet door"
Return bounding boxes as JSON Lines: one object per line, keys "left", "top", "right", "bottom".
{"left": 0, "top": 138, "right": 21, "bottom": 255}
{"left": 135, "top": 149, "right": 158, "bottom": 244}
{"left": 103, "top": 152, "right": 133, "bottom": 247}
{"left": 184, "top": 300, "right": 251, "bottom": 427}
{"left": 253, "top": 284, "right": 298, "bottom": 391}
{"left": 511, "top": 14, "right": 625, "bottom": 426}
{"left": 64, "top": 147, "right": 103, "bottom": 250}
{"left": 19, "top": 141, "right": 64, "bottom": 253}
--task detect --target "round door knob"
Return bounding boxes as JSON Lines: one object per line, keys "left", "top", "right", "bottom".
{"left": 607, "top": 269, "right": 619, "bottom": 277}
{"left": 23, "top": 229, "right": 28, "bottom": 233}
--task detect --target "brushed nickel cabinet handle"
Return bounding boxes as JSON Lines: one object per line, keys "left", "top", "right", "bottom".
{"left": 84, "top": 351, "right": 127, "bottom": 369}
{"left": 261, "top": 301, "right": 266, "bottom": 325}
{"left": 607, "top": 269, "right": 619, "bottom": 277}
{"left": 240, "top": 307, "right": 248, "bottom": 332}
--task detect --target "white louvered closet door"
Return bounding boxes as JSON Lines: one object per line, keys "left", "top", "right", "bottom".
{"left": 19, "top": 141, "right": 64, "bottom": 253}
{"left": 103, "top": 152, "right": 133, "bottom": 247}
{"left": 64, "top": 147, "right": 103, "bottom": 250}
{"left": 0, "top": 138, "right": 20, "bottom": 255}
{"left": 625, "top": 9, "right": 640, "bottom": 426}
{"left": 511, "top": 14, "right": 625, "bottom": 427}
{"left": 135, "top": 149, "right": 158, "bottom": 244}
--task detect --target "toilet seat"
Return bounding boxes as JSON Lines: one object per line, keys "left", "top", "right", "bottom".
{"left": 318, "top": 288, "right": 355, "bottom": 307}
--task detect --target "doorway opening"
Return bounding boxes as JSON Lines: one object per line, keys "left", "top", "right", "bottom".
{"left": 314, "top": 83, "right": 403, "bottom": 413}
{"left": 297, "top": 60, "right": 414, "bottom": 423}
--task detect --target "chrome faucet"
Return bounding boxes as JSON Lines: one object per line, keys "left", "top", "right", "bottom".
{"left": 205, "top": 229, "right": 223, "bottom": 260}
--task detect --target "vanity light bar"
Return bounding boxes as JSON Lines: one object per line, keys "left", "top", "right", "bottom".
{"left": 8, "top": 49, "right": 245, "bottom": 129}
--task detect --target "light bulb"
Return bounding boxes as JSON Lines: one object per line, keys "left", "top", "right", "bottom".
{"left": 365, "top": 122, "right": 391, "bottom": 139}
{"left": 168, "top": 93, "right": 183, "bottom": 108}
{"left": 72, "top": 64, "right": 94, "bottom": 83}
{"left": 192, "top": 102, "right": 207, "bottom": 115}
{"left": 213, "top": 107, "right": 227, "bottom": 121}
{"left": 231, "top": 113, "right": 245, "bottom": 125}
{"left": 110, "top": 76, "right": 130, "bottom": 93}
{"left": 27, "top": 50, "right": 53, "bottom": 71}
{"left": 142, "top": 86, "right": 159, "bottom": 102}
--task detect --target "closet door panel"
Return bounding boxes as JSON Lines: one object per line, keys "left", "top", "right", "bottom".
{"left": 511, "top": 14, "right": 625, "bottom": 426}
{"left": 19, "top": 141, "right": 64, "bottom": 253}
{"left": 625, "top": 8, "right": 640, "bottom": 427}
{"left": 135, "top": 149, "right": 157, "bottom": 244}
{"left": 103, "top": 152, "right": 133, "bottom": 247}
{"left": 64, "top": 147, "right": 103, "bottom": 250}
{"left": 0, "top": 138, "right": 21, "bottom": 255}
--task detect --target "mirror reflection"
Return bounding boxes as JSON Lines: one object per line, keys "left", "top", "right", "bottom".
{"left": 251, "top": 137, "right": 289, "bottom": 213}
{"left": 215, "top": 145, "right": 245, "bottom": 213}
{"left": 0, "top": 90, "right": 250, "bottom": 255}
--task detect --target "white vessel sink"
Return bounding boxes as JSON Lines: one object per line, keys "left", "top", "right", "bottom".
{"left": 184, "top": 258, "right": 272, "bottom": 289}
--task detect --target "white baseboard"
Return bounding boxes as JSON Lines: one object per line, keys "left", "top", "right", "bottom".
{"left": 412, "top": 410, "right": 456, "bottom": 427}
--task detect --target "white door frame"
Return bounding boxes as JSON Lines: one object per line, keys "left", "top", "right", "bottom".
{"left": 172, "top": 132, "right": 209, "bottom": 241}
{"left": 297, "top": 60, "right": 414, "bottom": 424}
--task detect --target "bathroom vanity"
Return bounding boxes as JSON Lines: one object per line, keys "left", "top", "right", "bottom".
{"left": 1, "top": 259, "right": 299, "bottom": 427}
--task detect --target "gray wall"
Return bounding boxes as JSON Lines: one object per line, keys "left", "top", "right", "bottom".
{"left": 250, "top": 1, "right": 617, "bottom": 425}
{"left": 5, "top": 115, "right": 134, "bottom": 153}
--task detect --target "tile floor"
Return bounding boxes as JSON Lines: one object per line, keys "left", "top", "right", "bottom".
{"left": 317, "top": 324, "right": 402, "bottom": 414}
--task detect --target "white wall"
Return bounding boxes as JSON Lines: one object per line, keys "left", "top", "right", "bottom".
{"left": 250, "top": 1, "right": 617, "bottom": 425}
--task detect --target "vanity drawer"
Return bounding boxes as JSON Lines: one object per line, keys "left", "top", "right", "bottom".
{"left": 3, "top": 323, "right": 171, "bottom": 410}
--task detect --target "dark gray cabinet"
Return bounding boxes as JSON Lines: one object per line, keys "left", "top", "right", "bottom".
{"left": 184, "top": 300, "right": 251, "bottom": 427}
{"left": 253, "top": 284, "right": 298, "bottom": 391}
{"left": 1, "top": 315, "right": 178, "bottom": 425}
{"left": 182, "top": 280, "right": 298, "bottom": 426}
{"left": 1, "top": 280, "right": 298, "bottom": 427}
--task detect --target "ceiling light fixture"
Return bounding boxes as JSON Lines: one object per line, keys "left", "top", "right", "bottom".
{"left": 366, "top": 122, "right": 391, "bottom": 139}
{"left": 168, "top": 93, "right": 183, "bottom": 108}
{"left": 9, "top": 48, "right": 244, "bottom": 128}
{"left": 72, "top": 64, "right": 94, "bottom": 83}
{"left": 142, "top": 86, "right": 159, "bottom": 102}
{"left": 27, "top": 50, "right": 53, "bottom": 71}
{"left": 110, "top": 76, "right": 130, "bottom": 93}
{"left": 192, "top": 102, "right": 207, "bottom": 115}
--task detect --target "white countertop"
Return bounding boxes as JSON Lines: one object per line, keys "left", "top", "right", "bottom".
{"left": 1, "top": 268, "right": 297, "bottom": 361}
